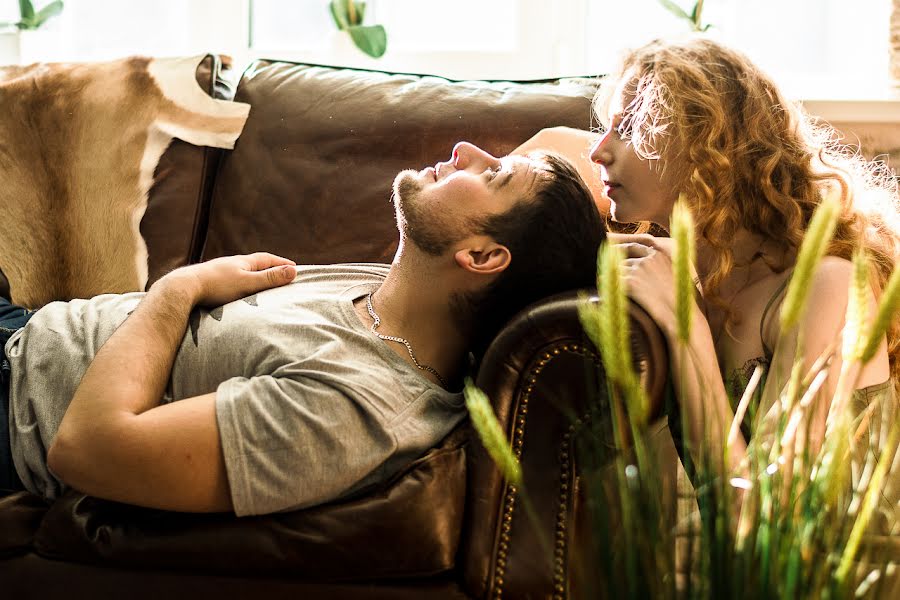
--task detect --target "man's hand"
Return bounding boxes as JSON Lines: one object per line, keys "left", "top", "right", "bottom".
{"left": 50, "top": 251, "right": 296, "bottom": 512}
{"left": 161, "top": 253, "right": 297, "bottom": 307}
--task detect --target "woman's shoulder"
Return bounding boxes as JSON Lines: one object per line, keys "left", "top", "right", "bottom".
{"left": 755, "top": 255, "right": 865, "bottom": 364}
{"left": 809, "top": 255, "right": 855, "bottom": 285}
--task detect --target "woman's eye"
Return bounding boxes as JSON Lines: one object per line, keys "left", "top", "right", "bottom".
{"left": 610, "top": 114, "right": 633, "bottom": 138}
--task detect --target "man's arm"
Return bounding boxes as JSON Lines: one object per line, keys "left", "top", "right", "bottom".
{"left": 47, "top": 253, "right": 297, "bottom": 513}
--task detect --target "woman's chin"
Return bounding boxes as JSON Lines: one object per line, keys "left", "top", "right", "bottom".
{"left": 609, "top": 202, "right": 628, "bottom": 223}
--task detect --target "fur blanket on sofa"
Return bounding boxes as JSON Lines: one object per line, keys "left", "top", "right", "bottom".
{"left": 0, "top": 55, "right": 250, "bottom": 308}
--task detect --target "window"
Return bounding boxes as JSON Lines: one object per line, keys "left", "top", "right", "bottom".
{"left": 4, "top": 0, "right": 246, "bottom": 63}
{"left": 249, "top": 0, "right": 550, "bottom": 79}
{"left": 585, "top": 0, "right": 892, "bottom": 99}
{"left": 3, "top": 0, "right": 893, "bottom": 100}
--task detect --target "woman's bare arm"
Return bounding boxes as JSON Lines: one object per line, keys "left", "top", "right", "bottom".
{"left": 512, "top": 126, "right": 609, "bottom": 216}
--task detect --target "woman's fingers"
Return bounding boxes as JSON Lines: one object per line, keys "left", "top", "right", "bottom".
{"left": 607, "top": 233, "right": 674, "bottom": 257}
{"left": 607, "top": 232, "right": 655, "bottom": 245}
{"left": 618, "top": 242, "right": 655, "bottom": 259}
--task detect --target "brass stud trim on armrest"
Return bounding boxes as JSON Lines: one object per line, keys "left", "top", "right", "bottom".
{"left": 491, "top": 342, "right": 601, "bottom": 600}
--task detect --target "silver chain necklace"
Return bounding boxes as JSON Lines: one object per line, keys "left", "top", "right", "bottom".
{"left": 366, "top": 292, "right": 448, "bottom": 388}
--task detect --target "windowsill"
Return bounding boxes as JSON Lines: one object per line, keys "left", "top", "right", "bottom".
{"left": 800, "top": 97, "right": 900, "bottom": 124}
{"left": 240, "top": 49, "right": 900, "bottom": 125}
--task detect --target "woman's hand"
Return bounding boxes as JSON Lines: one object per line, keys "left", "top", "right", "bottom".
{"left": 159, "top": 253, "right": 297, "bottom": 307}
{"left": 607, "top": 233, "right": 697, "bottom": 336}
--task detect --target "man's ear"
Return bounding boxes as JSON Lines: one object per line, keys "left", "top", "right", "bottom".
{"left": 454, "top": 242, "right": 511, "bottom": 275}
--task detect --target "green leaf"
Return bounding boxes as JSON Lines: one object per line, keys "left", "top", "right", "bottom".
{"left": 353, "top": 1, "right": 366, "bottom": 24}
{"left": 18, "top": 0, "right": 34, "bottom": 22}
{"left": 347, "top": 24, "right": 386, "bottom": 58}
{"left": 329, "top": 0, "right": 349, "bottom": 30}
{"left": 657, "top": 0, "right": 690, "bottom": 22}
{"left": 33, "top": 0, "right": 63, "bottom": 28}
{"left": 690, "top": 0, "right": 704, "bottom": 23}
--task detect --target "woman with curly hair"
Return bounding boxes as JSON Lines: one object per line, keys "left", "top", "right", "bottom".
{"left": 517, "top": 32, "right": 899, "bottom": 568}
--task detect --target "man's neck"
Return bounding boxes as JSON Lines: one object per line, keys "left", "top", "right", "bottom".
{"left": 354, "top": 260, "right": 469, "bottom": 389}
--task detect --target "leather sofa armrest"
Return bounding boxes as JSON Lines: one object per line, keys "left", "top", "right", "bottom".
{"left": 460, "top": 289, "right": 668, "bottom": 599}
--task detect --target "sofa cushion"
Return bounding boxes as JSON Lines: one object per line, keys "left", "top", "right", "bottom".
{"left": 0, "top": 491, "right": 49, "bottom": 559}
{"left": 202, "top": 61, "right": 600, "bottom": 265}
{"left": 30, "top": 426, "right": 467, "bottom": 582}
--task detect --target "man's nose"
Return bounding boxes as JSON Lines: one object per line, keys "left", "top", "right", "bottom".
{"left": 453, "top": 141, "right": 499, "bottom": 170}
{"left": 589, "top": 130, "right": 613, "bottom": 166}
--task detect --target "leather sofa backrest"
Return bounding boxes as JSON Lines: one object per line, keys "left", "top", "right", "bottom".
{"left": 201, "top": 60, "right": 602, "bottom": 265}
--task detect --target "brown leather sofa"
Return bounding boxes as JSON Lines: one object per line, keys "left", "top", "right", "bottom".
{"left": 0, "top": 55, "right": 669, "bottom": 598}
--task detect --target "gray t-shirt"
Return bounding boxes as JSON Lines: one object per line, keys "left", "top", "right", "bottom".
{"left": 5, "top": 263, "right": 465, "bottom": 516}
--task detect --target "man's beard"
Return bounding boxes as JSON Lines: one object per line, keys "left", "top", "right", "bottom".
{"left": 391, "top": 169, "right": 467, "bottom": 256}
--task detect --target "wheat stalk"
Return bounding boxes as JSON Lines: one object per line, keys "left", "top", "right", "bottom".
{"left": 464, "top": 378, "right": 522, "bottom": 486}
{"left": 780, "top": 190, "right": 841, "bottom": 332}
{"left": 672, "top": 194, "right": 696, "bottom": 345}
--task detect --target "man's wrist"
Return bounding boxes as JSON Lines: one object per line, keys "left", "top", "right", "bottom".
{"left": 153, "top": 269, "right": 203, "bottom": 307}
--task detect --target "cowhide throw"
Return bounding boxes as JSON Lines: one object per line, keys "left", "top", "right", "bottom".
{"left": 0, "top": 55, "right": 250, "bottom": 308}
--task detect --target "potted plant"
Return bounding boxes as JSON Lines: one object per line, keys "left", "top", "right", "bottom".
{"left": 0, "top": 0, "right": 64, "bottom": 65}
{"left": 328, "top": 0, "right": 386, "bottom": 59}
{"left": 467, "top": 195, "right": 900, "bottom": 598}
{"left": 658, "top": 0, "right": 711, "bottom": 32}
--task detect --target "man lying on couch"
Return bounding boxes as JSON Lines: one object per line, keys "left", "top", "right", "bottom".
{"left": 0, "top": 142, "right": 604, "bottom": 517}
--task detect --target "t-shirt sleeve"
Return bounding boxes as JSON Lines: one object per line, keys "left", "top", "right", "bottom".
{"left": 215, "top": 374, "right": 398, "bottom": 517}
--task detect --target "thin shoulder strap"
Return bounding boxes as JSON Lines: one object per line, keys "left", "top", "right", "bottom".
{"left": 760, "top": 273, "right": 792, "bottom": 360}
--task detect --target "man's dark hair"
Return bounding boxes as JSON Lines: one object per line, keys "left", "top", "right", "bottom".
{"left": 458, "top": 152, "right": 606, "bottom": 362}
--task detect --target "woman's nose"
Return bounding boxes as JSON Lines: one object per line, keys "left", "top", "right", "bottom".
{"left": 589, "top": 130, "right": 613, "bottom": 166}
